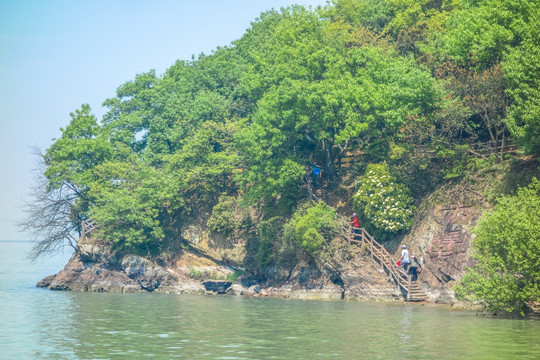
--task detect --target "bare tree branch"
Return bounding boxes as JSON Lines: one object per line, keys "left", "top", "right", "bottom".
{"left": 18, "top": 146, "right": 81, "bottom": 261}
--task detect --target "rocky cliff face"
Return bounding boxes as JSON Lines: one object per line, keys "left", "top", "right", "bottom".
{"left": 37, "top": 234, "right": 399, "bottom": 301}
{"left": 38, "top": 184, "right": 483, "bottom": 304}
{"left": 37, "top": 236, "right": 221, "bottom": 294}
{"left": 399, "top": 186, "right": 485, "bottom": 304}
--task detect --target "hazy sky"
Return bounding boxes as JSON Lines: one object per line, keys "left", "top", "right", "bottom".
{"left": 0, "top": 0, "right": 329, "bottom": 240}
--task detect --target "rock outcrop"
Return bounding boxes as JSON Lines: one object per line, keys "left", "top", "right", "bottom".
{"left": 38, "top": 183, "right": 484, "bottom": 305}
{"left": 37, "top": 237, "right": 205, "bottom": 294}
{"left": 399, "top": 188, "right": 484, "bottom": 304}
{"left": 37, "top": 234, "right": 401, "bottom": 301}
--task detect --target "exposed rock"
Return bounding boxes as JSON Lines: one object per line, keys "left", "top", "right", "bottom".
{"left": 38, "top": 183, "right": 486, "bottom": 306}
{"left": 37, "top": 236, "right": 235, "bottom": 295}
{"left": 157, "top": 283, "right": 205, "bottom": 295}
{"left": 203, "top": 280, "right": 232, "bottom": 293}
{"left": 400, "top": 191, "right": 484, "bottom": 304}
{"left": 121, "top": 254, "right": 174, "bottom": 291}
{"left": 230, "top": 284, "right": 245, "bottom": 295}
{"left": 181, "top": 222, "right": 246, "bottom": 266}
{"left": 341, "top": 259, "right": 398, "bottom": 301}
{"left": 36, "top": 275, "right": 55, "bottom": 288}
{"left": 435, "top": 288, "right": 457, "bottom": 305}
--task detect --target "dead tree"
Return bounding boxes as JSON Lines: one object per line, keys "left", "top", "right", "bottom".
{"left": 18, "top": 147, "right": 81, "bottom": 261}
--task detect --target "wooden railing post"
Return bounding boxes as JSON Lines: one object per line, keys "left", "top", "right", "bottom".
{"left": 407, "top": 275, "right": 412, "bottom": 301}
{"left": 369, "top": 234, "right": 374, "bottom": 261}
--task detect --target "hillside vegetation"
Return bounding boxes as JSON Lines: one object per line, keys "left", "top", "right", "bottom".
{"left": 24, "top": 0, "right": 539, "bottom": 315}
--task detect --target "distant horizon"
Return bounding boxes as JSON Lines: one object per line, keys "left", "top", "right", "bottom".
{"left": 0, "top": 239, "right": 33, "bottom": 242}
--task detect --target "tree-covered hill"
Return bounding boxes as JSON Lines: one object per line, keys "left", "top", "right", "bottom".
{"left": 24, "top": 0, "right": 539, "bottom": 315}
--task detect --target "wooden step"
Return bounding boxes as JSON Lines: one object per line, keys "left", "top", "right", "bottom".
{"left": 349, "top": 226, "right": 429, "bottom": 302}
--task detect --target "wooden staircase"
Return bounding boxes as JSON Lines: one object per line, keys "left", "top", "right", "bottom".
{"left": 408, "top": 281, "right": 427, "bottom": 302}
{"left": 304, "top": 163, "right": 426, "bottom": 301}
{"left": 305, "top": 170, "right": 326, "bottom": 202}
{"left": 349, "top": 226, "right": 427, "bottom": 302}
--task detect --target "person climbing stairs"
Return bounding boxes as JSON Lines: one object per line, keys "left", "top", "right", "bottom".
{"left": 306, "top": 162, "right": 326, "bottom": 201}
{"left": 348, "top": 225, "right": 428, "bottom": 302}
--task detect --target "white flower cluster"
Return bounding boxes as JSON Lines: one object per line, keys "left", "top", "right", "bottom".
{"left": 353, "top": 165, "right": 415, "bottom": 233}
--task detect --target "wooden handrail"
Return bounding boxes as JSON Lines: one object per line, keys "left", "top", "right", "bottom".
{"left": 81, "top": 218, "right": 96, "bottom": 238}
{"left": 336, "top": 140, "right": 518, "bottom": 169}
{"left": 350, "top": 226, "right": 416, "bottom": 297}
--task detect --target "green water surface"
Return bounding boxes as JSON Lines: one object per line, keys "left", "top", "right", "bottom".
{"left": 1, "top": 241, "right": 538, "bottom": 359}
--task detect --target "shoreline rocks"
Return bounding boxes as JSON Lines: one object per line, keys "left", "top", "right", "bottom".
{"left": 203, "top": 280, "right": 232, "bottom": 294}
{"left": 37, "top": 237, "right": 402, "bottom": 302}
{"left": 33, "top": 246, "right": 454, "bottom": 304}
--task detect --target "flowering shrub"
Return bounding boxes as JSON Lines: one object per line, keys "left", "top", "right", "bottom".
{"left": 353, "top": 163, "right": 415, "bottom": 237}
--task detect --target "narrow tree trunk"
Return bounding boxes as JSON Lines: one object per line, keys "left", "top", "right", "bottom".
{"left": 322, "top": 139, "right": 335, "bottom": 179}
{"left": 480, "top": 107, "right": 499, "bottom": 160}
{"left": 499, "top": 132, "right": 505, "bottom": 162}
{"left": 304, "top": 167, "right": 318, "bottom": 202}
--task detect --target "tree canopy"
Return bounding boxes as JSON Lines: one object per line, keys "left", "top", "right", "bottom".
{"left": 455, "top": 179, "right": 540, "bottom": 315}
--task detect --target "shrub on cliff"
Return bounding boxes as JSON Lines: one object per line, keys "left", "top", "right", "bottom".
{"left": 454, "top": 178, "right": 540, "bottom": 316}
{"left": 207, "top": 195, "right": 242, "bottom": 236}
{"left": 353, "top": 162, "right": 415, "bottom": 240}
{"left": 283, "top": 202, "right": 340, "bottom": 255}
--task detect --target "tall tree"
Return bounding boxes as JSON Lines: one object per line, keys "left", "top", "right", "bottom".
{"left": 44, "top": 104, "right": 112, "bottom": 216}
{"left": 22, "top": 105, "right": 111, "bottom": 259}
{"left": 20, "top": 148, "right": 81, "bottom": 260}
{"left": 455, "top": 179, "right": 540, "bottom": 316}
{"left": 235, "top": 7, "right": 441, "bottom": 205}
{"left": 435, "top": 62, "right": 509, "bottom": 160}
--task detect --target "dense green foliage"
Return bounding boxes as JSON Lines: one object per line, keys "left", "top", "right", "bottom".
{"left": 455, "top": 179, "right": 540, "bottom": 315}
{"left": 503, "top": 23, "right": 540, "bottom": 157}
{"left": 284, "top": 202, "right": 340, "bottom": 254}
{"left": 426, "top": 0, "right": 540, "bottom": 156}
{"left": 32, "top": 0, "right": 539, "bottom": 306}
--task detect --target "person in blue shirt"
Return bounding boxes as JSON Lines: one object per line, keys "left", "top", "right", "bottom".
{"left": 312, "top": 162, "right": 321, "bottom": 188}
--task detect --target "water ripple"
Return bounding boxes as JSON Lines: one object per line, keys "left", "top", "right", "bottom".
{"left": 1, "top": 242, "right": 540, "bottom": 360}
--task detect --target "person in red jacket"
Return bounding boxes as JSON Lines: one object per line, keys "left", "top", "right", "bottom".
{"left": 352, "top": 213, "right": 360, "bottom": 228}
{"left": 351, "top": 213, "right": 360, "bottom": 238}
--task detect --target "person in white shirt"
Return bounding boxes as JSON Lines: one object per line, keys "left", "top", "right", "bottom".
{"left": 399, "top": 245, "right": 410, "bottom": 271}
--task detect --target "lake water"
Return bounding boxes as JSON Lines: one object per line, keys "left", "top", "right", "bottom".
{"left": 1, "top": 241, "right": 539, "bottom": 359}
